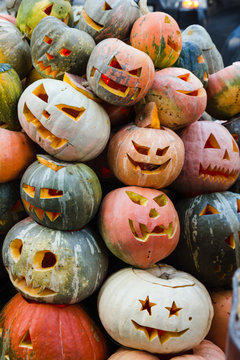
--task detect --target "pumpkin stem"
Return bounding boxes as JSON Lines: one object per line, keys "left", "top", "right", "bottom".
{"left": 138, "top": 0, "right": 150, "bottom": 15}
{"left": 135, "top": 102, "right": 161, "bottom": 129}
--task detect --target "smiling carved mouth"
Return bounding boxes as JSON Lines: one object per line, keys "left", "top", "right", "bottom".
{"left": 35, "top": 58, "right": 59, "bottom": 78}
{"left": 199, "top": 163, "right": 239, "bottom": 183}
{"left": 129, "top": 218, "right": 177, "bottom": 242}
{"left": 22, "top": 198, "right": 60, "bottom": 222}
{"left": 127, "top": 155, "right": 171, "bottom": 174}
{"left": 131, "top": 320, "right": 189, "bottom": 343}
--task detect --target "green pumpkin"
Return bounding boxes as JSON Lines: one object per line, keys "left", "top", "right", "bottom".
{"left": 16, "top": 0, "right": 73, "bottom": 39}
{"left": 0, "top": 63, "right": 22, "bottom": 131}
{"left": 31, "top": 16, "right": 95, "bottom": 80}
{"left": 20, "top": 154, "right": 102, "bottom": 231}
{"left": 2, "top": 217, "right": 109, "bottom": 304}
{"left": 174, "top": 41, "right": 208, "bottom": 87}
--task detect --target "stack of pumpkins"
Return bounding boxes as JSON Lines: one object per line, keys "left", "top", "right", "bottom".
{"left": 0, "top": 0, "right": 239, "bottom": 358}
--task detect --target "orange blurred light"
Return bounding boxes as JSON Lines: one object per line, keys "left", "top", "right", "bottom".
{"left": 182, "top": 0, "right": 199, "bottom": 8}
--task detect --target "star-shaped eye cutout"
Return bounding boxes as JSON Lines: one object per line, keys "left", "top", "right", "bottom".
{"left": 139, "top": 296, "right": 156, "bottom": 315}
{"left": 165, "top": 301, "right": 182, "bottom": 317}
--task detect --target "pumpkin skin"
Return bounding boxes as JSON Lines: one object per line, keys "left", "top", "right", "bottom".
{"left": 182, "top": 24, "right": 224, "bottom": 74}
{"left": 130, "top": 12, "right": 182, "bottom": 69}
{"left": 18, "top": 78, "right": 111, "bottom": 161}
{"left": 0, "top": 19, "right": 32, "bottom": 80}
{"left": 0, "top": 293, "right": 108, "bottom": 360}
{"left": 171, "top": 121, "right": 240, "bottom": 196}
{"left": 108, "top": 348, "right": 159, "bottom": 359}
{"left": 223, "top": 116, "right": 240, "bottom": 149}
{"left": 167, "top": 191, "right": 240, "bottom": 289}
{"left": 174, "top": 41, "right": 208, "bottom": 87}
{"left": 20, "top": 154, "right": 102, "bottom": 230}
{"left": 16, "top": 0, "right": 73, "bottom": 39}
{"left": 136, "top": 67, "right": 207, "bottom": 130}
{"left": 98, "top": 186, "right": 180, "bottom": 269}
{"left": 86, "top": 38, "right": 155, "bottom": 106}
{"left": 5, "top": 0, "right": 22, "bottom": 16}
{"left": 0, "top": 63, "right": 22, "bottom": 130}
{"left": 2, "top": 217, "right": 109, "bottom": 304}
{"left": 31, "top": 16, "right": 95, "bottom": 80}
{"left": 206, "top": 62, "right": 240, "bottom": 120}
{"left": 108, "top": 123, "right": 185, "bottom": 189}
{"left": 0, "top": 13, "right": 16, "bottom": 25}
{"left": 98, "top": 264, "right": 213, "bottom": 354}
{"left": 78, "top": 0, "right": 140, "bottom": 43}
{"left": 0, "top": 128, "right": 36, "bottom": 183}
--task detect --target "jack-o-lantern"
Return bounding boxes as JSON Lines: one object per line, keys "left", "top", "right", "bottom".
{"left": 171, "top": 121, "right": 240, "bottom": 196}
{"left": 136, "top": 67, "right": 207, "bottom": 130}
{"left": 78, "top": 0, "right": 140, "bottom": 43}
{"left": 0, "top": 293, "right": 108, "bottom": 360}
{"left": 86, "top": 38, "right": 155, "bottom": 106}
{"left": 108, "top": 103, "right": 185, "bottom": 188}
{"left": 167, "top": 191, "right": 240, "bottom": 289}
{"left": 20, "top": 154, "right": 102, "bottom": 231}
{"left": 130, "top": 12, "right": 182, "bottom": 69}
{"left": 31, "top": 16, "right": 95, "bottom": 80}
{"left": 17, "top": 78, "right": 111, "bottom": 161}
{"left": 223, "top": 116, "right": 240, "bottom": 149}
{"left": 98, "top": 186, "right": 180, "bottom": 268}
{"left": 2, "top": 217, "right": 109, "bottom": 304}
{"left": 98, "top": 264, "right": 213, "bottom": 354}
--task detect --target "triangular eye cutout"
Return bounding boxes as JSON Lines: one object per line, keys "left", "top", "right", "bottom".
{"left": 125, "top": 191, "right": 148, "bottom": 206}
{"left": 199, "top": 204, "right": 219, "bottom": 216}
{"left": 132, "top": 140, "right": 149, "bottom": 155}
{"left": 32, "top": 83, "right": 48, "bottom": 102}
{"left": 153, "top": 194, "right": 168, "bottom": 207}
{"left": 224, "top": 233, "right": 235, "bottom": 249}
{"left": 42, "top": 3, "right": 53, "bottom": 15}
{"left": 177, "top": 73, "right": 190, "bottom": 82}
{"left": 164, "top": 16, "right": 171, "bottom": 23}
{"left": 109, "top": 57, "right": 123, "bottom": 70}
{"left": 233, "top": 139, "right": 239, "bottom": 152}
{"left": 204, "top": 133, "right": 220, "bottom": 149}
{"left": 198, "top": 55, "right": 204, "bottom": 63}
{"left": 19, "top": 330, "right": 33, "bottom": 349}
{"left": 223, "top": 149, "right": 230, "bottom": 160}
{"left": 237, "top": 199, "right": 240, "bottom": 212}
{"left": 128, "top": 68, "right": 142, "bottom": 77}
{"left": 103, "top": 1, "right": 112, "bottom": 10}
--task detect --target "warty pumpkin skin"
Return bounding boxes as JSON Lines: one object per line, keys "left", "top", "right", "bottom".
{"left": 2, "top": 216, "right": 109, "bottom": 304}
{"left": 0, "top": 293, "right": 109, "bottom": 360}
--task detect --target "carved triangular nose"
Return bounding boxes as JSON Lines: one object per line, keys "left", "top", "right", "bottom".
{"left": 223, "top": 149, "right": 230, "bottom": 160}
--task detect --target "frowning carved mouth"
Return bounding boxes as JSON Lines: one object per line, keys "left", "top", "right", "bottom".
{"left": 131, "top": 320, "right": 189, "bottom": 343}
{"left": 22, "top": 198, "right": 60, "bottom": 222}
{"left": 199, "top": 163, "right": 239, "bottom": 183}
{"left": 129, "top": 218, "right": 177, "bottom": 242}
{"left": 127, "top": 155, "right": 171, "bottom": 174}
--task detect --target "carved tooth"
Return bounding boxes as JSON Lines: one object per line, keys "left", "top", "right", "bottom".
{"left": 203, "top": 174, "right": 208, "bottom": 180}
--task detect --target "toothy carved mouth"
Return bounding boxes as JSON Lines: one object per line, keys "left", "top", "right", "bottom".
{"left": 99, "top": 75, "right": 130, "bottom": 97}
{"left": 22, "top": 198, "right": 60, "bottom": 222}
{"left": 35, "top": 58, "right": 59, "bottom": 78}
{"left": 127, "top": 155, "right": 171, "bottom": 174}
{"left": 129, "top": 218, "right": 177, "bottom": 242}
{"left": 199, "top": 163, "right": 239, "bottom": 183}
{"left": 131, "top": 320, "right": 189, "bottom": 343}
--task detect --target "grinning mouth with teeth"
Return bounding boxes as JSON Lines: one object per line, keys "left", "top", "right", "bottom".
{"left": 129, "top": 218, "right": 177, "bottom": 242}
{"left": 22, "top": 198, "right": 60, "bottom": 222}
{"left": 127, "top": 155, "right": 171, "bottom": 174}
{"left": 35, "top": 58, "right": 59, "bottom": 78}
{"left": 131, "top": 320, "right": 189, "bottom": 343}
{"left": 199, "top": 163, "right": 239, "bottom": 183}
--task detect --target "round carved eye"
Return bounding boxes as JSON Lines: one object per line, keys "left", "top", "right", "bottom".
{"left": 33, "top": 251, "right": 57, "bottom": 270}
{"left": 10, "top": 239, "right": 23, "bottom": 262}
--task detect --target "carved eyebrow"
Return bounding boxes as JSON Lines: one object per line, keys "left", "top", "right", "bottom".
{"left": 132, "top": 141, "right": 150, "bottom": 155}
{"left": 125, "top": 191, "right": 148, "bottom": 205}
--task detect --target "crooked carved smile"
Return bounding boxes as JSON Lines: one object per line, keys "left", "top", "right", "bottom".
{"left": 127, "top": 155, "right": 171, "bottom": 174}
{"left": 129, "top": 218, "right": 177, "bottom": 242}
{"left": 35, "top": 58, "right": 59, "bottom": 78}
{"left": 99, "top": 75, "right": 130, "bottom": 97}
{"left": 81, "top": 8, "right": 104, "bottom": 31}
{"left": 22, "top": 198, "right": 60, "bottom": 222}
{"left": 132, "top": 320, "right": 189, "bottom": 343}
{"left": 199, "top": 163, "right": 239, "bottom": 183}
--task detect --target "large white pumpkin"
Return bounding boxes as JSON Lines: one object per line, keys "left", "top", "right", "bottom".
{"left": 98, "top": 264, "right": 213, "bottom": 354}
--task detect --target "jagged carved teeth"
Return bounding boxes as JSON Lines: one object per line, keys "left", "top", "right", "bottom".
{"left": 127, "top": 155, "right": 171, "bottom": 174}
{"left": 131, "top": 320, "right": 189, "bottom": 343}
{"left": 35, "top": 58, "right": 59, "bottom": 78}
{"left": 129, "top": 218, "right": 177, "bottom": 242}
{"left": 22, "top": 198, "right": 60, "bottom": 222}
{"left": 199, "top": 163, "right": 239, "bottom": 183}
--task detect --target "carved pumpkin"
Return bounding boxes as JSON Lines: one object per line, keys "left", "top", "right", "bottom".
{"left": 167, "top": 191, "right": 240, "bottom": 289}
{"left": 31, "top": 16, "right": 95, "bottom": 80}
{"left": 99, "top": 186, "right": 180, "bottom": 268}
{"left": 130, "top": 12, "right": 182, "bottom": 69}
{"left": 16, "top": 0, "right": 73, "bottom": 39}
{"left": 86, "top": 38, "right": 155, "bottom": 106}
{"left": 206, "top": 62, "right": 240, "bottom": 120}
{"left": 136, "top": 67, "right": 207, "bottom": 130}
{"left": 78, "top": 0, "right": 140, "bottom": 43}
{"left": 108, "top": 104, "right": 185, "bottom": 188}
{"left": 0, "top": 293, "right": 108, "bottom": 360}
{"left": 98, "top": 264, "right": 213, "bottom": 354}
{"left": 223, "top": 116, "right": 240, "bottom": 149}
{"left": 0, "top": 128, "right": 36, "bottom": 183}
{"left": 3, "top": 217, "right": 108, "bottom": 304}
{"left": 172, "top": 121, "right": 240, "bottom": 196}
{"left": 18, "top": 78, "right": 111, "bottom": 161}
{"left": 20, "top": 154, "right": 102, "bottom": 230}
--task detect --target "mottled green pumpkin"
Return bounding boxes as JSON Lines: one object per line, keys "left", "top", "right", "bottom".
{"left": 20, "top": 154, "right": 102, "bottom": 231}
{"left": 31, "top": 16, "right": 95, "bottom": 80}
{"left": 0, "top": 63, "right": 22, "bottom": 130}
{"left": 16, "top": 0, "right": 73, "bottom": 39}
{"left": 2, "top": 217, "right": 109, "bottom": 304}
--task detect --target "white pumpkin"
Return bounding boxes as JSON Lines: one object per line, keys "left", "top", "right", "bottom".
{"left": 98, "top": 264, "right": 213, "bottom": 354}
